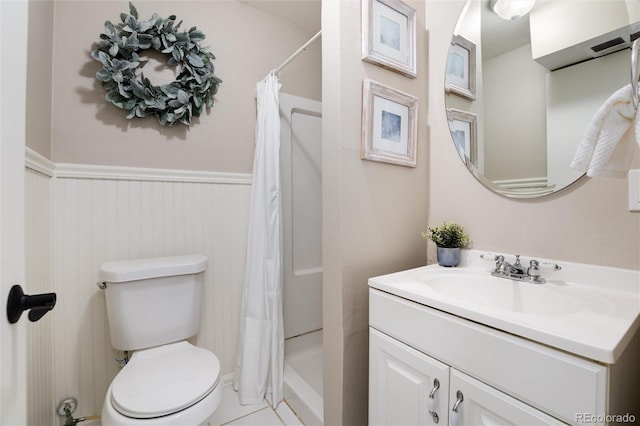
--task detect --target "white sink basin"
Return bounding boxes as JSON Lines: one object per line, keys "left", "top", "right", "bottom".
{"left": 368, "top": 250, "right": 640, "bottom": 364}
{"left": 416, "top": 271, "right": 585, "bottom": 315}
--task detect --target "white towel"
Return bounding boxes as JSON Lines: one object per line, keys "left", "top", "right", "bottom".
{"left": 570, "top": 84, "right": 640, "bottom": 178}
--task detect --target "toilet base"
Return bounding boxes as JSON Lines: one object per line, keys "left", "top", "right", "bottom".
{"left": 101, "top": 381, "right": 222, "bottom": 425}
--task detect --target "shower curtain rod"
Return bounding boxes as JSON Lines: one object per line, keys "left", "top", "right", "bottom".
{"left": 274, "top": 30, "right": 322, "bottom": 75}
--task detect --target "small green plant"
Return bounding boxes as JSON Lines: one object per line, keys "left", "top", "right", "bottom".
{"left": 422, "top": 221, "right": 469, "bottom": 248}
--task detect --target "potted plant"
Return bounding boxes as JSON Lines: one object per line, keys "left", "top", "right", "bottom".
{"left": 422, "top": 221, "right": 469, "bottom": 267}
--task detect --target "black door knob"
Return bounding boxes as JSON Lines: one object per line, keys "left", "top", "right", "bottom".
{"left": 6, "top": 285, "right": 56, "bottom": 324}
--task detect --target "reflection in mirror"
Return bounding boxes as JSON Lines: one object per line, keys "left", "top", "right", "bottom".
{"left": 446, "top": 0, "right": 639, "bottom": 198}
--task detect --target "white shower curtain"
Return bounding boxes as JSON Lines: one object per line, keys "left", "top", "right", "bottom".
{"left": 234, "top": 71, "right": 284, "bottom": 409}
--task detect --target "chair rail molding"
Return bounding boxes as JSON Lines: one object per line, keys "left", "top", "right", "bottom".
{"left": 25, "top": 147, "right": 252, "bottom": 185}
{"left": 25, "top": 148, "right": 55, "bottom": 177}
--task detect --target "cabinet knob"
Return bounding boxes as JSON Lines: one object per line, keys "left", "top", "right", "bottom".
{"left": 427, "top": 378, "right": 440, "bottom": 424}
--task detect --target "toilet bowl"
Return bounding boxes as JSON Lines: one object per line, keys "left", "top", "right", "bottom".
{"left": 98, "top": 255, "right": 222, "bottom": 425}
{"left": 102, "top": 342, "right": 222, "bottom": 425}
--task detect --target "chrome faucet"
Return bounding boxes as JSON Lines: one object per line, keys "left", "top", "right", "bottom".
{"left": 483, "top": 253, "right": 561, "bottom": 284}
{"left": 494, "top": 254, "right": 524, "bottom": 276}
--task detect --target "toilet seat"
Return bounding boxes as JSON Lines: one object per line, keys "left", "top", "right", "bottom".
{"left": 110, "top": 341, "right": 220, "bottom": 419}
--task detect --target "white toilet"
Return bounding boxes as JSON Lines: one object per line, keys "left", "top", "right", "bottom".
{"left": 99, "top": 255, "right": 222, "bottom": 425}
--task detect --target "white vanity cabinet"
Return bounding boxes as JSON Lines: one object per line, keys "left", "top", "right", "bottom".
{"left": 446, "top": 369, "right": 564, "bottom": 426}
{"left": 370, "top": 326, "right": 564, "bottom": 426}
{"left": 370, "top": 327, "right": 450, "bottom": 425}
{"left": 368, "top": 287, "right": 640, "bottom": 426}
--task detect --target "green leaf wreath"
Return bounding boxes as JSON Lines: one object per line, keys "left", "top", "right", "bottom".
{"left": 91, "top": 2, "right": 222, "bottom": 127}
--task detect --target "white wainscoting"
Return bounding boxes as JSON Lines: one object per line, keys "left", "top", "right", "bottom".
{"left": 25, "top": 151, "right": 55, "bottom": 426}
{"left": 25, "top": 149, "right": 252, "bottom": 420}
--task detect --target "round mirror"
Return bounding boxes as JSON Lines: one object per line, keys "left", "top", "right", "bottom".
{"left": 445, "top": 0, "right": 636, "bottom": 198}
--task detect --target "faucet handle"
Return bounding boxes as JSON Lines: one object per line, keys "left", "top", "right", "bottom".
{"left": 526, "top": 260, "right": 544, "bottom": 283}
{"left": 528, "top": 259, "right": 562, "bottom": 271}
{"left": 480, "top": 253, "right": 498, "bottom": 261}
{"left": 538, "top": 261, "right": 561, "bottom": 271}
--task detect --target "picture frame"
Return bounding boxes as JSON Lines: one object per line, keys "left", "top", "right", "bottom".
{"left": 446, "top": 108, "right": 477, "bottom": 168}
{"left": 445, "top": 34, "right": 476, "bottom": 100}
{"left": 362, "top": 79, "right": 418, "bottom": 167}
{"left": 362, "top": 0, "right": 417, "bottom": 78}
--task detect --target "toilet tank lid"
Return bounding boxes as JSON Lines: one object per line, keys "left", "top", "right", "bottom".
{"left": 100, "top": 255, "right": 207, "bottom": 283}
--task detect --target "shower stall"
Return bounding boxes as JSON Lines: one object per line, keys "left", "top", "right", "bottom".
{"left": 279, "top": 93, "right": 323, "bottom": 425}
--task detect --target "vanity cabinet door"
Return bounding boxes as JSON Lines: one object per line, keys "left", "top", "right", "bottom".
{"left": 448, "top": 369, "right": 567, "bottom": 426}
{"left": 369, "top": 328, "right": 449, "bottom": 426}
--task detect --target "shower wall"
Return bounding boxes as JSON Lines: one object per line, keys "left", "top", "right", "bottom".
{"left": 280, "top": 93, "right": 323, "bottom": 425}
{"left": 280, "top": 93, "right": 323, "bottom": 339}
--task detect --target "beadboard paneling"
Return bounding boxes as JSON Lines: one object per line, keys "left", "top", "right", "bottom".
{"left": 50, "top": 172, "right": 251, "bottom": 418}
{"left": 25, "top": 167, "right": 55, "bottom": 426}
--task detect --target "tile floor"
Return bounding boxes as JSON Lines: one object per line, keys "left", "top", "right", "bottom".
{"left": 212, "top": 382, "right": 304, "bottom": 426}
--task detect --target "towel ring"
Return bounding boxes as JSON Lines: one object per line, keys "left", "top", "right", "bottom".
{"left": 632, "top": 38, "right": 640, "bottom": 108}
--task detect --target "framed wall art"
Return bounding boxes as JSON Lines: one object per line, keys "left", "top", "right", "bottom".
{"left": 445, "top": 34, "right": 476, "bottom": 100}
{"left": 362, "top": 79, "right": 418, "bottom": 167}
{"left": 446, "top": 108, "right": 477, "bottom": 168}
{"left": 362, "top": 0, "right": 417, "bottom": 78}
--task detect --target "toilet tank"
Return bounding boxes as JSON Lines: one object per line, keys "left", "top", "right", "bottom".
{"left": 100, "top": 255, "right": 208, "bottom": 351}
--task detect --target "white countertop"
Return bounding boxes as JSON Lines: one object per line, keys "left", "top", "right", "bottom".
{"left": 368, "top": 250, "right": 640, "bottom": 364}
